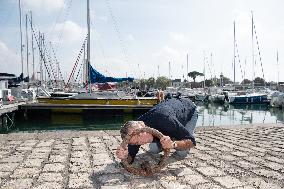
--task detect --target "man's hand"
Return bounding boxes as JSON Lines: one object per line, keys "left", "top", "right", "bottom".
{"left": 160, "top": 136, "right": 174, "bottom": 149}
{"left": 116, "top": 145, "right": 128, "bottom": 160}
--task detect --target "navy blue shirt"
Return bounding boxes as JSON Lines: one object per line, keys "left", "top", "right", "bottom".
{"left": 128, "top": 98, "right": 197, "bottom": 159}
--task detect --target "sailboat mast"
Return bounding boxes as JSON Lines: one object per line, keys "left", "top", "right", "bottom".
{"left": 251, "top": 11, "right": 255, "bottom": 89}
{"left": 186, "top": 53, "right": 189, "bottom": 81}
{"left": 87, "top": 0, "right": 91, "bottom": 92}
{"left": 277, "top": 51, "right": 279, "bottom": 89}
{"left": 25, "top": 14, "right": 29, "bottom": 80}
{"left": 18, "top": 0, "right": 24, "bottom": 79}
{"left": 30, "top": 11, "right": 35, "bottom": 81}
{"left": 233, "top": 21, "right": 236, "bottom": 85}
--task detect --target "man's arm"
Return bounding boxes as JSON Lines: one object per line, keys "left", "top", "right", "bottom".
{"left": 173, "top": 139, "right": 195, "bottom": 150}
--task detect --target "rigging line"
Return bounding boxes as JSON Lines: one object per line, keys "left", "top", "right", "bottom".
{"left": 253, "top": 23, "right": 265, "bottom": 82}
{"left": 50, "top": 42, "right": 64, "bottom": 82}
{"left": 74, "top": 62, "right": 83, "bottom": 82}
{"left": 46, "top": 45, "right": 57, "bottom": 81}
{"left": 48, "top": 0, "right": 68, "bottom": 36}
{"left": 105, "top": 0, "right": 135, "bottom": 77}
{"left": 205, "top": 54, "right": 213, "bottom": 80}
{"left": 66, "top": 35, "right": 88, "bottom": 86}
{"left": 54, "top": 0, "right": 73, "bottom": 54}
{"left": 29, "top": 18, "right": 53, "bottom": 83}
{"left": 235, "top": 41, "right": 244, "bottom": 81}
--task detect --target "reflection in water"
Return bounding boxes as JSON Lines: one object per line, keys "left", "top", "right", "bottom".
{"left": 197, "top": 103, "right": 284, "bottom": 127}
{"left": 13, "top": 103, "right": 284, "bottom": 132}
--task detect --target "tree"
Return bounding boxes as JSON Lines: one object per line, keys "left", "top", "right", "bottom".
{"left": 146, "top": 77, "right": 155, "bottom": 89}
{"left": 156, "top": 76, "right": 171, "bottom": 90}
{"left": 241, "top": 79, "right": 251, "bottom": 85}
{"left": 188, "top": 71, "right": 204, "bottom": 83}
{"left": 254, "top": 77, "right": 265, "bottom": 86}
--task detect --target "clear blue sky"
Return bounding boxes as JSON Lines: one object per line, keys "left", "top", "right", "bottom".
{"left": 0, "top": 0, "right": 283, "bottom": 82}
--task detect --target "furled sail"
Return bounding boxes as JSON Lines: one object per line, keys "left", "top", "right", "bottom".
{"left": 89, "top": 65, "right": 134, "bottom": 83}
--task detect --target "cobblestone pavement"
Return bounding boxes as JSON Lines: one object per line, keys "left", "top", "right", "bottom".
{"left": 0, "top": 123, "right": 283, "bottom": 189}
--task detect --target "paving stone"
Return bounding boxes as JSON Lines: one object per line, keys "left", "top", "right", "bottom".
{"left": 196, "top": 166, "right": 226, "bottom": 176}
{"left": 264, "top": 155, "right": 284, "bottom": 164}
{"left": 93, "top": 163, "right": 122, "bottom": 174}
{"left": 233, "top": 160, "right": 258, "bottom": 170}
{"left": 244, "top": 177, "right": 283, "bottom": 189}
{"left": 251, "top": 169, "right": 283, "bottom": 180}
{"left": 93, "top": 153, "right": 113, "bottom": 165}
{"left": 174, "top": 167, "right": 196, "bottom": 176}
{"left": 0, "top": 163, "right": 19, "bottom": 171}
{"left": 243, "top": 156, "right": 265, "bottom": 163}
{"left": 27, "top": 152, "right": 48, "bottom": 159}
{"left": 213, "top": 176, "right": 245, "bottom": 188}
{"left": 37, "top": 173, "right": 63, "bottom": 183}
{"left": 53, "top": 144, "right": 69, "bottom": 149}
{"left": 72, "top": 137, "right": 87, "bottom": 146}
{"left": 0, "top": 172, "right": 10, "bottom": 178}
{"left": 0, "top": 156, "right": 24, "bottom": 163}
{"left": 22, "top": 158, "right": 44, "bottom": 167}
{"left": 16, "top": 146, "right": 33, "bottom": 151}
{"left": 32, "top": 182, "right": 64, "bottom": 189}
{"left": 182, "top": 174, "right": 209, "bottom": 185}
{"left": 67, "top": 173, "right": 94, "bottom": 189}
{"left": 219, "top": 154, "right": 237, "bottom": 161}
{"left": 262, "top": 161, "right": 284, "bottom": 171}
{"left": 231, "top": 151, "right": 248, "bottom": 157}
{"left": 88, "top": 137, "right": 102, "bottom": 143}
{"left": 32, "top": 147, "right": 51, "bottom": 153}
{"left": 1, "top": 178, "right": 33, "bottom": 189}
{"left": 71, "top": 150, "right": 88, "bottom": 158}
{"left": 42, "top": 163, "right": 65, "bottom": 172}
{"left": 7, "top": 141, "right": 22, "bottom": 145}
{"left": 96, "top": 173, "right": 125, "bottom": 185}
{"left": 10, "top": 168, "right": 40, "bottom": 178}
{"left": 160, "top": 180, "right": 188, "bottom": 189}
{"left": 195, "top": 183, "right": 223, "bottom": 189}
{"left": 36, "top": 140, "right": 55, "bottom": 147}
{"left": 100, "top": 185, "right": 129, "bottom": 189}
{"left": 48, "top": 155, "right": 67, "bottom": 163}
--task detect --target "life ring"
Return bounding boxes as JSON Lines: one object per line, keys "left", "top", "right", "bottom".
{"left": 121, "top": 127, "right": 170, "bottom": 176}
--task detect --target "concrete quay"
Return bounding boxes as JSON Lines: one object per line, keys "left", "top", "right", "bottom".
{"left": 0, "top": 123, "right": 283, "bottom": 189}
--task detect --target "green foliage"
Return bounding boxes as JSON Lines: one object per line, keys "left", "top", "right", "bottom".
{"left": 156, "top": 76, "right": 171, "bottom": 90}
{"left": 254, "top": 77, "right": 265, "bottom": 85}
{"left": 188, "top": 71, "right": 204, "bottom": 83}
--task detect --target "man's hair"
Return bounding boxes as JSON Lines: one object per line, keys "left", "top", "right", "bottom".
{"left": 120, "top": 121, "right": 134, "bottom": 139}
{"left": 120, "top": 121, "right": 143, "bottom": 139}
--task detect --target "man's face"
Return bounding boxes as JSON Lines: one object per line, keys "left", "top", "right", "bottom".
{"left": 128, "top": 121, "right": 154, "bottom": 145}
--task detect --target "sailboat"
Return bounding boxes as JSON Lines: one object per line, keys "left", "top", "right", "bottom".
{"left": 228, "top": 18, "right": 269, "bottom": 105}
{"left": 37, "top": 0, "right": 158, "bottom": 108}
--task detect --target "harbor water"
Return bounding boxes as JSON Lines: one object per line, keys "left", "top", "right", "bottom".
{"left": 9, "top": 103, "right": 284, "bottom": 133}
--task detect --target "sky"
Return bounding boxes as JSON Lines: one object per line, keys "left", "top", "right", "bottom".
{"left": 0, "top": 0, "right": 284, "bottom": 83}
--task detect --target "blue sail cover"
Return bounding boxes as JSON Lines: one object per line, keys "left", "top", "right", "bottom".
{"left": 89, "top": 65, "right": 134, "bottom": 83}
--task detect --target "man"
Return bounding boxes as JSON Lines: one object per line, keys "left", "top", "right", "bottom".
{"left": 116, "top": 97, "right": 198, "bottom": 163}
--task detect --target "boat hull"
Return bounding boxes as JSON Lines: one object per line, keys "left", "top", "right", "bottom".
{"left": 229, "top": 94, "right": 269, "bottom": 104}
{"left": 37, "top": 97, "right": 158, "bottom": 106}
